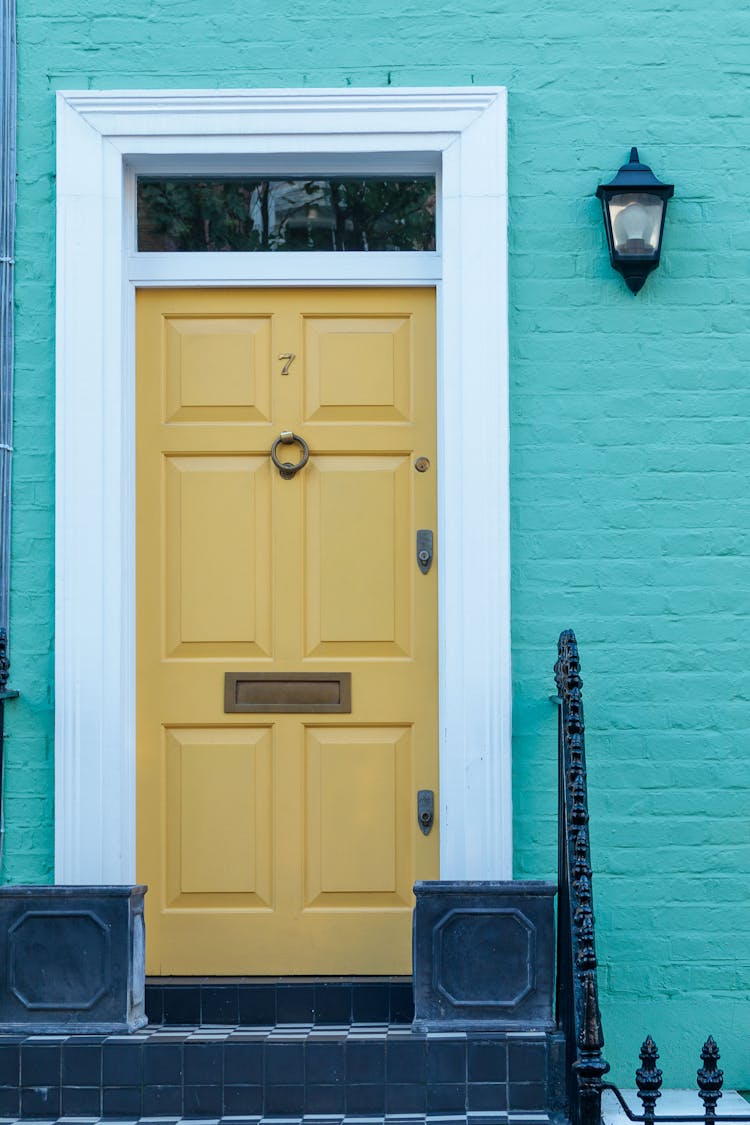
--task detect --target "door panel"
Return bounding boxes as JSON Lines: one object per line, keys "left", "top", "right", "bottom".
{"left": 164, "top": 456, "right": 272, "bottom": 656}
{"left": 305, "top": 457, "right": 410, "bottom": 654}
{"left": 303, "top": 315, "right": 411, "bottom": 421}
{"left": 304, "top": 726, "right": 413, "bottom": 906}
{"left": 165, "top": 727, "right": 273, "bottom": 905}
{"left": 137, "top": 287, "right": 437, "bottom": 974}
{"left": 164, "top": 315, "right": 272, "bottom": 422}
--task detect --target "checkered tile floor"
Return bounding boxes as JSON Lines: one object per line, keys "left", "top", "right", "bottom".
{"left": 0, "top": 1025, "right": 549, "bottom": 1044}
{"left": 0, "top": 1114, "right": 552, "bottom": 1125}
{"left": 0, "top": 1021, "right": 552, "bottom": 1120}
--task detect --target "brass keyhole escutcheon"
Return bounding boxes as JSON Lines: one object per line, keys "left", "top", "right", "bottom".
{"left": 415, "top": 456, "right": 431, "bottom": 473}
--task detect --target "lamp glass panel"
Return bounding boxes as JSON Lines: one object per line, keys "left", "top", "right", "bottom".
{"left": 607, "top": 192, "right": 664, "bottom": 258}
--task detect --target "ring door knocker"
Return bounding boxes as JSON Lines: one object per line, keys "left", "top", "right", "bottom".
{"left": 270, "top": 431, "right": 310, "bottom": 480}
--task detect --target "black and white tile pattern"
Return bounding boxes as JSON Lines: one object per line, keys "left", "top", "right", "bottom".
{"left": 0, "top": 1024, "right": 551, "bottom": 1121}
{"left": 0, "top": 980, "right": 556, "bottom": 1121}
{"left": 0, "top": 1113, "right": 552, "bottom": 1125}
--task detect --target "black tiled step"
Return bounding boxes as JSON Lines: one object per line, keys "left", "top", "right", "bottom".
{"left": 0, "top": 1025, "right": 555, "bottom": 1120}
{"left": 146, "top": 978, "right": 414, "bottom": 1027}
{"left": 0, "top": 1114, "right": 553, "bottom": 1125}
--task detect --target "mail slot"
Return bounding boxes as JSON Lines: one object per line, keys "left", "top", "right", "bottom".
{"left": 224, "top": 672, "right": 352, "bottom": 714}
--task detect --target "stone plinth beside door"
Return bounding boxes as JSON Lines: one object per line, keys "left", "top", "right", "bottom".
{"left": 0, "top": 886, "right": 146, "bottom": 1033}
{"left": 413, "top": 881, "right": 556, "bottom": 1030}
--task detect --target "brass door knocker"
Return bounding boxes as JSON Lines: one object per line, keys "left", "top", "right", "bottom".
{"left": 270, "top": 431, "right": 310, "bottom": 479}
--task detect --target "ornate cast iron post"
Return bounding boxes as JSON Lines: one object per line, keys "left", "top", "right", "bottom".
{"left": 555, "top": 630, "right": 609, "bottom": 1125}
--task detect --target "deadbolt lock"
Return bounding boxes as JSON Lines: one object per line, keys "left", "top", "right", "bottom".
{"left": 418, "top": 789, "right": 435, "bottom": 835}
{"left": 416, "top": 530, "right": 433, "bottom": 574}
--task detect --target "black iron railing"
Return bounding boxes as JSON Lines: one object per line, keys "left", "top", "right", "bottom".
{"left": 554, "top": 629, "right": 750, "bottom": 1125}
{"left": 555, "top": 628, "right": 610, "bottom": 1125}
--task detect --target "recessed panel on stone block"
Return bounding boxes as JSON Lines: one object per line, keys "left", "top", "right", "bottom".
{"left": 10, "top": 911, "right": 109, "bottom": 1010}
{"left": 412, "top": 881, "right": 556, "bottom": 1030}
{"left": 0, "top": 886, "right": 146, "bottom": 1033}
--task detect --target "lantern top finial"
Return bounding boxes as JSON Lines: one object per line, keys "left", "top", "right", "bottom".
{"left": 596, "top": 150, "right": 674, "bottom": 197}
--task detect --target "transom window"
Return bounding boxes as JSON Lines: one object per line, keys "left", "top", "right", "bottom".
{"left": 136, "top": 176, "right": 436, "bottom": 252}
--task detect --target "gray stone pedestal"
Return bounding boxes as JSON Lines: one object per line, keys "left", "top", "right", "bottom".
{"left": 0, "top": 885, "right": 147, "bottom": 1033}
{"left": 412, "top": 880, "right": 556, "bottom": 1031}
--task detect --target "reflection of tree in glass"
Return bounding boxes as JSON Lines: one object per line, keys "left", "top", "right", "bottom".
{"left": 137, "top": 178, "right": 436, "bottom": 252}
{"left": 330, "top": 179, "right": 436, "bottom": 251}
{"left": 138, "top": 180, "right": 264, "bottom": 251}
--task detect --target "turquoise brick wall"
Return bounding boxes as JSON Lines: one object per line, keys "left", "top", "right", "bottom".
{"left": 7, "top": 0, "right": 750, "bottom": 1086}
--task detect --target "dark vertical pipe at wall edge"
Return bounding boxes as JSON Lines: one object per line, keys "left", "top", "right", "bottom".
{"left": 0, "top": 0, "right": 15, "bottom": 634}
{"left": 0, "top": 0, "right": 18, "bottom": 876}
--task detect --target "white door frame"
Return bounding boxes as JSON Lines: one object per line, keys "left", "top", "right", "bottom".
{"left": 54, "top": 87, "right": 512, "bottom": 885}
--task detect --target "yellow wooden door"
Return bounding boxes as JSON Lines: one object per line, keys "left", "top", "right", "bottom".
{"left": 136, "top": 287, "right": 438, "bottom": 975}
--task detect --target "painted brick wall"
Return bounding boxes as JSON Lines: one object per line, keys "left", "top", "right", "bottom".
{"left": 7, "top": 0, "right": 750, "bottom": 1086}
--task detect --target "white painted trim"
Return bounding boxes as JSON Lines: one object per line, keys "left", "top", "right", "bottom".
{"left": 127, "top": 253, "right": 442, "bottom": 286}
{"left": 55, "top": 87, "right": 512, "bottom": 886}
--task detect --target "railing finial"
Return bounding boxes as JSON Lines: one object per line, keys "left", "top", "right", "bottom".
{"left": 697, "top": 1037, "right": 723, "bottom": 1123}
{"left": 636, "top": 1036, "right": 663, "bottom": 1125}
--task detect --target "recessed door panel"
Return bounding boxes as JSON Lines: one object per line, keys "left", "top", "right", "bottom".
{"left": 304, "top": 316, "right": 411, "bottom": 421}
{"left": 164, "top": 455, "right": 271, "bottom": 657}
{"left": 165, "top": 727, "right": 273, "bottom": 908}
{"left": 137, "top": 287, "right": 437, "bottom": 975}
{"left": 164, "top": 315, "right": 272, "bottom": 422}
{"left": 305, "top": 457, "right": 410, "bottom": 655}
{"left": 304, "top": 726, "right": 412, "bottom": 907}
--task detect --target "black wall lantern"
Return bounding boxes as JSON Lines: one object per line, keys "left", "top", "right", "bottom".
{"left": 596, "top": 148, "right": 674, "bottom": 294}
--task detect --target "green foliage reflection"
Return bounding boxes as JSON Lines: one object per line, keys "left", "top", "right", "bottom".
{"left": 137, "top": 178, "right": 436, "bottom": 252}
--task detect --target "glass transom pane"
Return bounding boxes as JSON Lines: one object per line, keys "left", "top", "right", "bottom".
{"left": 137, "top": 177, "right": 436, "bottom": 252}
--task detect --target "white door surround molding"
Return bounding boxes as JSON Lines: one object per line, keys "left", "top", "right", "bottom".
{"left": 55, "top": 87, "right": 512, "bottom": 885}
